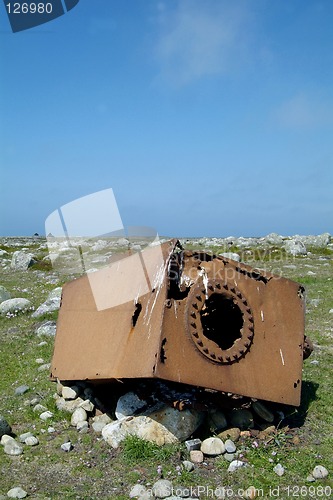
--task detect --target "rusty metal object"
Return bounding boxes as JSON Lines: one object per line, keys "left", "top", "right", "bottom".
{"left": 51, "top": 239, "right": 309, "bottom": 406}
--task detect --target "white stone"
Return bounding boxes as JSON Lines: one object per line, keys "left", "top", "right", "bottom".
{"left": 201, "top": 437, "right": 225, "bottom": 456}
{"left": 4, "top": 441, "right": 23, "bottom": 456}
{"left": 284, "top": 239, "right": 307, "bottom": 256}
{"left": 1, "top": 435, "right": 16, "bottom": 446}
{"left": 77, "top": 421, "right": 89, "bottom": 432}
{"left": 25, "top": 436, "right": 39, "bottom": 446}
{"left": 61, "top": 441, "right": 73, "bottom": 452}
{"left": 71, "top": 408, "right": 87, "bottom": 426}
{"left": 0, "top": 298, "right": 32, "bottom": 316}
{"left": 152, "top": 479, "right": 173, "bottom": 499}
{"left": 62, "top": 385, "right": 79, "bottom": 400}
{"left": 264, "top": 233, "right": 284, "bottom": 245}
{"left": 329, "top": 309, "right": 333, "bottom": 314}
{"left": 129, "top": 484, "right": 147, "bottom": 498}
{"left": 273, "top": 463, "right": 285, "bottom": 476}
{"left": 227, "top": 460, "right": 247, "bottom": 472}
{"left": 102, "top": 416, "right": 178, "bottom": 449}
{"left": 54, "top": 394, "right": 85, "bottom": 413}
{"left": 40, "top": 411, "right": 53, "bottom": 420}
{"left": 7, "top": 487, "right": 27, "bottom": 499}
{"left": 19, "top": 432, "right": 34, "bottom": 443}
{"left": 33, "top": 404, "right": 47, "bottom": 413}
{"left": 91, "top": 414, "right": 113, "bottom": 433}
{"left": 312, "top": 465, "right": 328, "bottom": 479}
{"left": 79, "top": 399, "right": 94, "bottom": 412}
{"left": 37, "top": 363, "right": 51, "bottom": 372}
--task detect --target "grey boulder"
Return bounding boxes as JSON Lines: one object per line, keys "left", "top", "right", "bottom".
{"left": 0, "top": 298, "right": 32, "bottom": 316}
{"left": 32, "top": 287, "right": 62, "bottom": 317}
{"left": 11, "top": 251, "right": 37, "bottom": 270}
{"left": 284, "top": 239, "right": 307, "bottom": 256}
{"left": 35, "top": 320, "right": 57, "bottom": 337}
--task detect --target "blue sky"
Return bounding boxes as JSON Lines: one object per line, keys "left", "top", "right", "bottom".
{"left": 0, "top": 0, "right": 332, "bottom": 237}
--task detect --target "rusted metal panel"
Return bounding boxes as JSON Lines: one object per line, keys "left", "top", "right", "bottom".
{"left": 51, "top": 239, "right": 308, "bottom": 406}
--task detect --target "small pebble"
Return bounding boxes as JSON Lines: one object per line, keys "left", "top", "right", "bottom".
{"left": 228, "top": 460, "right": 247, "bottom": 472}
{"left": 307, "top": 475, "right": 316, "bottom": 482}
{"left": 7, "top": 487, "right": 27, "bottom": 499}
{"left": 19, "top": 432, "right": 33, "bottom": 443}
{"left": 33, "top": 404, "right": 47, "bottom": 413}
{"left": 25, "top": 436, "right": 39, "bottom": 446}
{"left": 37, "top": 363, "right": 51, "bottom": 372}
{"left": 129, "top": 484, "right": 147, "bottom": 498}
{"left": 182, "top": 460, "right": 194, "bottom": 472}
{"left": 15, "top": 385, "right": 29, "bottom": 396}
{"left": 62, "top": 385, "right": 79, "bottom": 400}
{"left": 77, "top": 421, "right": 89, "bottom": 433}
{"left": 224, "top": 439, "right": 236, "bottom": 453}
{"left": 29, "top": 397, "right": 40, "bottom": 406}
{"left": 79, "top": 399, "right": 94, "bottom": 412}
{"left": 35, "top": 358, "right": 44, "bottom": 364}
{"left": 189, "top": 450, "right": 204, "bottom": 463}
{"left": 273, "top": 463, "right": 285, "bottom": 476}
{"left": 224, "top": 453, "right": 236, "bottom": 462}
{"left": 61, "top": 441, "right": 73, "bottom": 452}
{"left": 185, "top": 438, "right": 201, "bottom": 451}
{"left": 40, "top": 411, "right": 53, "bottom": 420}
{"left": 312, "top": 465, "right": 328, "bottom": 479}
{"left": 71, "top": 407, "right": 87, "bottom": 426}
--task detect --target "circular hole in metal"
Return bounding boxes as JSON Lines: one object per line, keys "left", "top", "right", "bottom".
{"left": 199, "top": 293, "right": 243, "bottom": 350}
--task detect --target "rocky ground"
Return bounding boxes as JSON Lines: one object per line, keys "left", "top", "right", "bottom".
{"left": 0, "top": 234, "right": 332, "bottom": 499}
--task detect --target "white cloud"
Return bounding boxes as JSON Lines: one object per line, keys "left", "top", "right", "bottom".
{"left": 275, "top": 92, "right": 333, "bottom": 129}
{"left": 153, "top": 0, "right": 251, "bottom": 87}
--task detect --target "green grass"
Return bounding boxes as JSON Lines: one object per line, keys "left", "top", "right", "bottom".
{"left": 121, "top": 435, "right": 179, "bottom": 465}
